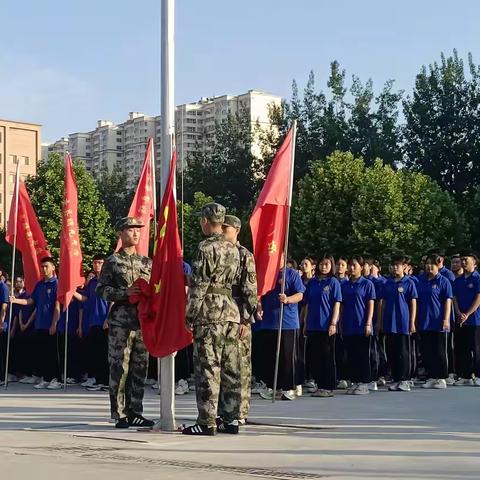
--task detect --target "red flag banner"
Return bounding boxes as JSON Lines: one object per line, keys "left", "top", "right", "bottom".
{"left": 134, "top": 150, "right": 192, "bottom": 357}
{"left": 116, "top": 138, "right": 154, "bottom": 256}
{"left": 57, "top": 153, "right": 83, "bottom": 310}
{"left": 5, "top": 179, "right": 50, "bottom": 293}
{"left": 249, "top": 127, "right": 295, "bottom": 296}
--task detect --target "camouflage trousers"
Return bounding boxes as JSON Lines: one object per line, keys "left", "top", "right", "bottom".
{"left": 193, "top": 322, "right": 241, "bottom": 427}
{"left": 108, "top": 326, "right": 148, "bottom": 420}
{"left": 218, "top": 325, "right": 252, "bottom": 421}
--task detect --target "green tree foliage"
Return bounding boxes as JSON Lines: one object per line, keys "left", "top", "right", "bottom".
{"left": 25, "top": 153, "right": 112, "bottom": 265}
{"left": 403, "top": 50, "right": 480, "bottom": 200}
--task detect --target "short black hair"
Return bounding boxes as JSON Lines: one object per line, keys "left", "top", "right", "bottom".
{"left": 315, "top": 253, "right": 336, "bottom": 277}
{"left": 287, "top": 258, "right": 298, "bottom": 270}
{"left": 348, "top": 255, "right": 365, "bottom": 267}
{"left": 92, "top": 254, "right": 106, "bottom": 261}
{"left": 41, "top": 257, "right": 56, "bottom": 267}
{"left": 461, "top": 251, "right": 479, "bottom": 263}
{"left": 425, "top": 254, "right": 442, "bottom": 266}
{"left": 427, "top": 248, "right": 446, "bottom": 257}
{"left": 391, "top": 255, "right": 408, "bottom": 265}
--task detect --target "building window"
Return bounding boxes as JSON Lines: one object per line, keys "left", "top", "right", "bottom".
{"left": 117, "top": 138, "right": 122, "bottom": 142}
{"left": 0, "top": 132, "right": 2, "bottom": 142}
{"left": 116, "top": 146, "right": 122, "bottom": 150}
{"left": 9, "top": 154, "right": 18, "bottom": 164}
{"left": 116, "top": 153, "right": 122, "bottom": 157}
{"left": 10, "top": 174, "right": 15, "bottom": 184}
{"left": 23, "top": 156, "right": 30, "bottom": 165}
{"left": 0, "top": 153, "right": 2, "bottom": 164}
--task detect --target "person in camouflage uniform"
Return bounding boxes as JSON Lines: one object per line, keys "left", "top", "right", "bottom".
{"left": 182, "top": 203, "right": 245, "bottom": 436}
{"left": 218, "top": 215, "right": 257, "bottom": 424}
{"left": 96, "top": 217, "right": 154, "bottom": 429}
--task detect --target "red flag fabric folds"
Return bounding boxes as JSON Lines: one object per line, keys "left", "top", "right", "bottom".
{"left": 136, "top": 150, "right": 192, "bottom": 357}
{"left": 57, "top": 153, "right": 83, "bottom": 310}
{"left": 5, "top": 179, "right": 50, "bottom": 293}
{"left": 117, "top": 138, "right": 154, "bottom": 256}
{"left": 249, "top": 127, "right": 294, "bottom": 296}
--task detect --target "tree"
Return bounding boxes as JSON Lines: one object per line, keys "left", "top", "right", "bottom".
{"left": 403, "top": 50, "right": 480, "bottom": 200}
{"left": 25, "top": 153, "right": 112, "bottom": 265}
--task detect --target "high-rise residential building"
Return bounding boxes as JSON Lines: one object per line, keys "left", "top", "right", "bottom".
{"left": 44, "top": 89, "right": 282, "bottom": 188}
{"left": 0, "top": 118, "right": 41, "bottom": 228}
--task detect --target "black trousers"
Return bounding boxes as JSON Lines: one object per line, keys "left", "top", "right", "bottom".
{"left": 371, "top": 333, "right": 388, "bottom": 380}
{"left": 447, "top": 332, "right": 455, "bottom": 375}
{"left": 57, "top": 333, "right": 82, "bottom": 380}
{"left": 87, "top": 326, "right": 109, "bottom": 385}
{"left": 14, "top": 333, "right": 35, "bottom": 376}
{"left": 261, "top": 329, "right": 297, "bottom": 391}
{"left": 454, "top": 325, "right": 480, "bottom": 378}
{"left": 420, "top": 331, "right": 448, "bottom": 379}
{"left": 251, "top": 329, "right": 266, "bottom": 382}
{"left": 295, "top": 322, "right": 307, "bottom": 385}
{"left": 343, "top": 335, "right": 371, "bottom": 384}
{"left": 175, "top": 344, "right": 193, "bottom": 381}
{"left": 385, "top": 333, "right": 411, "bottom": 382}
{"left": 335, "top": 333, "right": 348, "bottom": 380}
{"left": 35, "top": 330, "right": 59, "bottom": 381}
{"left": 306, "top": 331, "right": 336, "bottom": 390}
{"left": 409, "top": 332, "right": 420, "bottom": 378}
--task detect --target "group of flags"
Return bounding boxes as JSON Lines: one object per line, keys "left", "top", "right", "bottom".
{"left": 5, "top": 123, "right": 296, "bottom": 357}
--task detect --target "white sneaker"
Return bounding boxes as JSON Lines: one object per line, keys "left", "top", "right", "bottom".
{"left": 34, "top": 380, "right": 49, "bottom": 389}
{"left": 151, "top": 382, "right": 159, "bottom": 390}
{"left": 337, "top": 380, "right": 350, "bottom": 390}
{"left": 311, "top": 389, "right": 334, "bottom": 397}
{"left": 66, "top": 378, "right": 77, "bottom": 385}
{"left": 454, "top": 377, "right": 474, "bottom": 386}
{"left": 377, "top": 377, "right": 387, "bottom": 387}
{"left": 388, "top": 382, "right": 399, "bottom": 391}
{"left": 367, "top": 381, "right": 378, "bottom": 391}
{"left": 474, "top": 377, "right": 480, "bottom": 387}
{"left": 445, "top": 374, "right": 456, "bottom": 386}
{"left": 397, "top": 380, "right": 411, "bottom": 392}
{"left": 19, "top": 376, "right": 34, "bottom": 384}
{"left": 47, "top": 379, "right": 63, "bottom": 390}
{"left": 174, "top": 379, "right": 189, "bottom": 395}
{"left": 353, "top": 383, "right": 370, "bottom": 395}
{"left": 295, "top": 385, "right": 303, "bottom": 397}
{"left": 433, "top": 379, "right": 447, "bottom": 389}
{"left": 346, "top": 383, "right": 359, "bottom": 395}
{"left": 281, "top": 390, "right": 296, "bottom": 401}
{"left": 81, "top": 377, "right": 96, "bottom": 387}
{"left": 422, "top": 378, "right": 436, "bottom": 389}
{"left": 86, "top": 383, "right": 106, "bottom": 391}
{"left": 251, "top": 381, "right": 266, "bottom": 394}
{"left": 259, "top": 388, "right": 274, "bottom": 400}
{"left": 144, "top": 378, "right": 156, "bottom": 385}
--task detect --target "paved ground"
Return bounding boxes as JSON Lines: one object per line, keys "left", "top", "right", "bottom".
{"left": 0, "top": 382, "right": 479, "bottom": 479}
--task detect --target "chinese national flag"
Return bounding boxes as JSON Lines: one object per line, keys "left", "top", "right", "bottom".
{"left": 136, "top": 150, "right": 192, "bottom": 357}
{"left": 116, "top": 138, "right": 154, "bottom": 256}
{"left": 249, "top": 127, "right": 295, "bottom": 296}
{"left": 57, "top": 153, "right": 83, "bottom": 310}
{"left": 5, "top": 176, "right": 50, "bottom": 293}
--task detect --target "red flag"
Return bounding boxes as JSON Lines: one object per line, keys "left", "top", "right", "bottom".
{"left": 116, "top": 138, "right": 154, "bottom": 256}
{"left": 249, "top": 127, "right": 295, "bottom": 296}
{"left": 57, "top": 153, "right": 83, "bottom": 310}
{"left": 135, "top": 150, "right": 192, "bottom": 357}
{"left": 5, "top": 179, "right": 50, "bottom": 293}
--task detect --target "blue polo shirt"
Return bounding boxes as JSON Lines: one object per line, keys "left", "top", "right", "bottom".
{"left": 440, "top": 266, "right": 455, "bottom": 284}
{"left": 453, "top": 271, "right": 480, "bottom": 326}
{"left": 367, "top": 275, "right": 386, "bottom": 298}
{"left": 82, "top": 277, "right": 109, "bottom": 333}
{"left": 341, "top": 277, "right": 376, "bottom": 336}
{"left": 417, "top": 273, "right": 452, "bottom": 331}
{"left": 380, "top": 276, "right": 418, "bottom": 334}
{"left": 337, "top": 277, "right": 349, "bottom": 286}
{"left": 31, "top": 277, "right": 58, "bottom": 330}
{"left": 183, "top": 261, "right": 192, "bottom": 276}
{"left": 260, "top": 268, "right": 306, "bottom": 330}
{"left": 304, "top": 277, "right": 342, "bottom": 331}
{"left": 0, "top": 281, "right": 10, "bottom": 332}
{"left": 57, "top": 298, "right": 81, "bottom": 335}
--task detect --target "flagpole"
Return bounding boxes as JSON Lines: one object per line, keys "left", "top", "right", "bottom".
{"left": 3, "top": 162, "right": 21, "bottom": 389}
{"left": 63, "top": 308, "right": 69, "bottom": 390}
{"left": 159, "top": 0, "right": 176, "bottom": 431}
{"left": 271, "top": 120, "right": 297, "bottom": 403}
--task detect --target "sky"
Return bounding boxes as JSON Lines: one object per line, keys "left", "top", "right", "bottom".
{"left": 1, "top": 0, "right": 480, "bottom": 143}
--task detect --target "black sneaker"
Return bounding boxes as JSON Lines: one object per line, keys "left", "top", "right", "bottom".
{"left": 217, "top": 420, "right": 239, "bottom": 434}
{"left": 128, "top": 415, "right": 155, "bottom": 428}
{"left": 182, "top": 424, "right": 216, "bottom": 436}
{"left": 215, "top": 416, "right": 224, "bottom": 428}
{"left": 115, "top": 417, "right": 129, "bottom": 429}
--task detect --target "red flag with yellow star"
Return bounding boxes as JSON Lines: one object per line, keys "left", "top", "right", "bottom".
{"left": 116, "top": 138, "right": 154, "bottom": 256}
{"left": 138, "top": 149, "right": 192, "bottom": 357}
{"left": 5, "top": 178, "right": 50, "bottom": 293}
{"left": 249, "top": 127, "right": 295, "bottom": 296}
{"left": 57, "top": 153, "right": 83, "bottom": 310}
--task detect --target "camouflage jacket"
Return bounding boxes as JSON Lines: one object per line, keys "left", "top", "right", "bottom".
{"left": 234, "top": 243, "right": 258, "bottom": 324}
{"left": 186, "top": 233, "right": 240, "bottom": 327}
{"left": 96, "top": 249, "right": 152, "bottom": 330}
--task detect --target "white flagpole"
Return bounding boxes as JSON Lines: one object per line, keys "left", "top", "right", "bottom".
{"left": 63, "top": 307, "right": 69, "bottom": 390}
{"left": 159, "top": 0, "right": 176, "bottom": 431}
{"left": 3, "top": 161, "right": 21, "bottom": 390}
{"left": 272, "top": 120, "right": 297, "bottom": 403}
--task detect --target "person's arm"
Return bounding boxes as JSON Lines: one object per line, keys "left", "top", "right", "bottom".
{"left": 73, "top": 291, "right": 87, "bottom": 302}
{"left": 279, "top": 292, "right": 303, "bottom": 304}
{"left": 0, "top": 302, "right": 7, "bottom": 328}
{"left": 301, "top": 304, "right": 308, "bottom": 335}
{"left": 186, "top": 246, "right": 211, "bottom": 328}
{"left": 23, "top": 309, "right": 36, "bottom": 331}
{"left": 95, "top": 259, "right": 129, "bottom": 302}
{"left": 409, "top": 298, "right": 417, "bottom": 334}
{"left": 239, "top": 251, "right": 258, "bottom": 323}
{"left": 364, "top": 299, "right": 374, "bottom": 336}
{"left": 9, "top": 296, "right": 34, "bottom": 306}
{"left": 328, "top": 302, "right": 341, "bottom": 336}
{"left": 378, "top": 300, "right": 385, "bottom": 334}
{"left": 49, "top": 301, "right": 61, "bottom": 335}
{"left": 443, "top": 298, "right": 452, "bottom": 331}
{"left": 460, "top": 293, "right": 480, "bottom": 324}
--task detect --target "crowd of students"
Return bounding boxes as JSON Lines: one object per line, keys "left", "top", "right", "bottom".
{"left": 1, "top": 250, "right": 480, "bottom": 402}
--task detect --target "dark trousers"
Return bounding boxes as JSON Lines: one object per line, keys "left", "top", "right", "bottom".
{"left": 0, "top": 332, "right": 8, "bottom": 380}
{"left": 335, "top": 333, "right": 348, "bottom": 380}
{"left": 306, "top": 331, "right": 336, "bottom": 390}
{"left": 262, "top": 329, "right": 297, "bottom": 391}
{"left": 420, "top": 331, "right": 448, "bottom": 379}
{"left": 343, "top": 335, "right": 371, "bottom": 384}
{"left": 295, "top": 323, "right": 307, "bottom": 385}
{"left": 15, "top": 333, "right": 35, "bottom": 376}
{"left": 385, "top": 333, "right": 411, "bottom": 382}
{"left": 175, "top": 344, "right": 193, "bottom": 381}
{"left": 57, "top": 333, "right": 82, "bottom": 380}
{"left": 251, "top": 329, "right": 266, "bottom": 382}
{"left": 447, "top": 332, "right": 455, "bottom": 375}
{"left": 35, "top": 330, "right": 59, "bottom": 382}
{"left": 108, "top": 326, "right": 147, "bottom": 420}
{"left": 409, "top": 332, "right": 420, "bottom": 378}
{"left": 454, "top": 325, "right": 480, "bottom": 378}
{"left": 371, "top": 333, "right": 388, "bottom": 380}
{"left": 87, "top": 326, "right": 109, "bottom": 385}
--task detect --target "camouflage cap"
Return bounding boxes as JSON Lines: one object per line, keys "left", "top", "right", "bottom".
{"left": 223, "top": 214, "right": 241, "bottom": 229}
{"left": 196, "top": 202, "right": 226, "bottom": 223}
{"left": 115, "top": 216, "right": 145, "bottom": 231}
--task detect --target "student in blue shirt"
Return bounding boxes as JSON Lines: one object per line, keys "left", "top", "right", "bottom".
{"left": 380, "top": 256, "right": 418, "bottom": 392}
{"left": 302, "top": 254, "right": 341, "bottom": 397}
{"left": 10, "top": 257, "right": 61, "bottom": 389}
{"left": 341, "top": 256, "right": 376, "bottom": 395}
{"left": 417, "top": 254, "right": 452, "bottom": 389}
{"left": 334, "top": 256, "right": 349, "bottom": 390}
{"left": 258, "top": 266, "right": 305, "bottom": 401}
{"left": 0, "top": 272, "right": 11, "bottom": 383}
{"left": 453, "top": 253, "right": 480, "bottom": 386}
{"left": 427, "top": 249, "right": 455, "bottom": 283}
